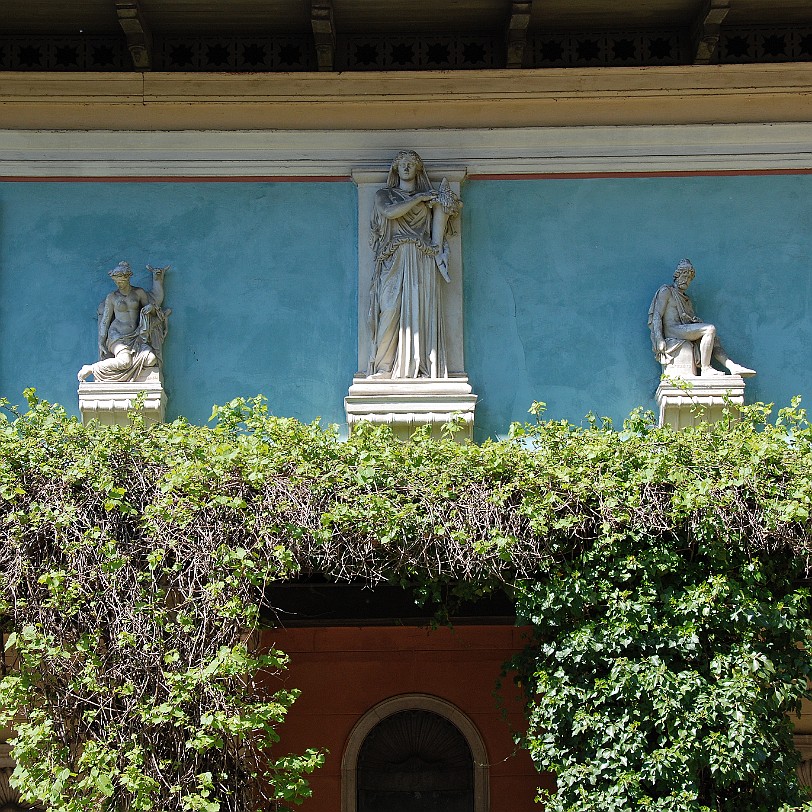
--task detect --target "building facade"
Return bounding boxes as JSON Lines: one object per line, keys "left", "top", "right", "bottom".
{"left": 2, "top": 2, "right": 812, "bottom": 809}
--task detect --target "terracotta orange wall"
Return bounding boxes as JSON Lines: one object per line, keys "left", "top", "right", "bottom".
{"left": 260, "top": 624, "right": 550, "bottom": 811}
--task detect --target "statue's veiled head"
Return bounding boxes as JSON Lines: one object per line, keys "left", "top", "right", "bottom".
{"left": 109, "top": 261, "right": 133, "bottom": 292}
{"left": 386, "top": 149, "right": 433, "bottom": 192}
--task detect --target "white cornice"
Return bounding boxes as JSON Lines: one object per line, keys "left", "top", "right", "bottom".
{"left": 1, "top": 124, "right": 812, "bottom": 177}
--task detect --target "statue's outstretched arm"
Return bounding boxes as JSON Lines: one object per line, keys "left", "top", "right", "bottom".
{"left": 146, "top": 265, "right": 168, "bottom": 307}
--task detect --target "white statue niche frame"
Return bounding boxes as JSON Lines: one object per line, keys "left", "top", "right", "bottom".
{"left": 345, "top": 164, "right": 477, "bottom": 440}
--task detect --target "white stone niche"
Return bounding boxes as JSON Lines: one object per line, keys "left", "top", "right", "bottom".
{"left": 78, "top": 368, "right": 167, "bottom": 426}
{"left": 345, "top": 165, "right": 477, "bottom": 440}
{"left": 655, "top": 374, "right": 746, "bottom": 429}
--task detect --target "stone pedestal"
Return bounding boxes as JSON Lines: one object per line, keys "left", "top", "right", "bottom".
{"left": 78, "top": 368, "right": 166, "bottom": 426}
{"left": 345, "top": 375, "right": 477, "bottom": 440}
{"left": 655, "top": 375, "right": 746, "bottom": 429}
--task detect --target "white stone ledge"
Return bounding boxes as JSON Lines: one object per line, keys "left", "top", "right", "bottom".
{"left": 345, "top": 376, "right": 477, "bottom": 440}
{"left": 78, "top": 380, "right": 167, "bottom": 426}
{"left": 2, "top": 123, "right": 812, "bottom": 177}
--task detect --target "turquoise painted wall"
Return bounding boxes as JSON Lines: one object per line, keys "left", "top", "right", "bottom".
{"left": 463, "top": 174, "right": 812, "bottom": 439}
{"left": 0, "top": 175, "right": 810, "bottom": 437}
{"left": 0, "top": 181, "right": 358, "bottom": 426}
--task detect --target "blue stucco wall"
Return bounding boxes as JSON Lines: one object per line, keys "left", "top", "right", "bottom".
{"left": 0, "top": 174, "right": 810, "bottom": 438}
{"left": 0, "top": 181, "right": 358, "bottom": 426}
{"left": 463, "top": 174, "right": 812, "bottom": 439}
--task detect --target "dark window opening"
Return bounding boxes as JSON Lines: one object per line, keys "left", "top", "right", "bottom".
{"left": 357, "top": 709, "right": 474, "bottom": 812}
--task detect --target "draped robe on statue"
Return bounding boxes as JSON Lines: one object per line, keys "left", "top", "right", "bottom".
{"left": 93, "top": 303, "right": 168, "bottom": 382}
{"left": 648, "top": 283, "right": 701, "bottom": 366}
{"left": 367, "top": 187, "right": 448, "bottom": 379}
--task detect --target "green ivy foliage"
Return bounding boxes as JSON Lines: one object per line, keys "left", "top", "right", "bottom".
{"left": 0, "top": 392, "right": 811, "bottom": 811}
{"left": 510, "top": 402, "right": 812, "bottom": 812}
{"left": 0, "top": 392, "right": 324, "bottom": 812}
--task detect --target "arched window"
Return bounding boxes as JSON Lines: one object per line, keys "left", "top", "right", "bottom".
{"left": 342, "top": 694, "right": 489, "bottom": 812}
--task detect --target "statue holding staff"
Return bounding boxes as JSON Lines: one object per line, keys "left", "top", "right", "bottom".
{"left": 78, "top": 261, "right": 170, "bottom": 383}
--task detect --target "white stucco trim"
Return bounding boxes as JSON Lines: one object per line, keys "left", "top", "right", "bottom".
{"left": 1, "top": 123, "right": 812, "bottom": 178}
{"left": 341, "top": 692, "right": 490, "bottom": 812}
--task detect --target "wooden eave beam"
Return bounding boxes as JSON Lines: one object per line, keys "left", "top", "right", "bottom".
{"left": 692, "top": 0, "right": 730, "bottom": 65}
{"left": 115, "top": 0, "right": 153, "bottom": 70}
{"left": 4, "top": 65, "right": 812, "bottom": 131}
{"left": 311, "top": 0, "right": 336, "bottom": 72}
{"left": 506, "top": 1, "right": 533, "bottom": 69}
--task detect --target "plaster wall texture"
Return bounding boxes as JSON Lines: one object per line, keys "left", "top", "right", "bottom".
{"left": 260, "top": 625, "right": 545, "bottom": 812}
{"left": 0, "top": 173, "right": 810, "bottom": 435}
{"left": 0, "top": 180, "right": 357, "bottom": 426}
{"left": 463, "top": 173, "right": 812, "bottom": 439}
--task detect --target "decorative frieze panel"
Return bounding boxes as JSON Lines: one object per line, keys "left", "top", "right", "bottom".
{"left": 0, "top": 37, "right": 129, "bottom": 71}
{"left": 527, "top": 30, "right": 688, "bottom": 67}
{"left": 155, "top": 36, "right": 315, "bottom": 71}
{"left": 2, "top": 27, "right": 810, "bottom": 71}
{"left": 337, "top": 35, "right": 500, "bottom": 70}
{"left": 721, "top": 27, "right": 812, "bottom": 63}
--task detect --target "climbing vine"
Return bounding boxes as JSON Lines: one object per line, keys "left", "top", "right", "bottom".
{"left": 1, "top": 391, "right": 812, "bottom": 811}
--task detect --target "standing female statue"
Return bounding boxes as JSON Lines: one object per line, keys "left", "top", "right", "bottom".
{"left": 367, "top": 150, "right": 461, "bottom": 379}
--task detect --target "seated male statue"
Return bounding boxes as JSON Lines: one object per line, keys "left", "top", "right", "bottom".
{"left": 78, "top": 261, "right": 169, "bottom": 383}
{"left": 648, "top": 259, "right": 755, "bottom": 378}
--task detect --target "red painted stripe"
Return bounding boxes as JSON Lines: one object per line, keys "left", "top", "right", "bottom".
{"left": 1, "top": 169, "right": 812, "bottom": 182}
{"left": 0, "top": 175, "right": 352, "bottom": 183}
{"left": 468, "top": 168, "right": 812, "bottom": 180}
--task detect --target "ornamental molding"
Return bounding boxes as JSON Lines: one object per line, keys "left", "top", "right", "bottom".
{"left": 2, "top": 122, "right": 812, "bottom": 177}
{"left": 1, "top": 65, "right": 812, "bottom": 130}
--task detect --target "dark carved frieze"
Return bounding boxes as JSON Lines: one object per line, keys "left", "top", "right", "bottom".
{"left": 0, "top": 26, "right": 810, "bottom": 71}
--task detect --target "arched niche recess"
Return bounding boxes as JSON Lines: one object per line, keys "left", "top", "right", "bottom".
{"left": 341, "top": 693, "right": 490, "bottom": 812}
{"left": 0, "top": 766, "right": 28, "bottom": 812}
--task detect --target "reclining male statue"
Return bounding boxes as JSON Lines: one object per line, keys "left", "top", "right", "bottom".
{"left": 78, "top": 261, "right": 169, "bottom": 383}
{"left": 648, "top": 259, "right": 755, "bottom": 378}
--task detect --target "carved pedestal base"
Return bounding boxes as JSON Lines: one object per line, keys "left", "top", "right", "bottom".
{"left": 78, "top": 368, "right": 167, "bottom": 426}
{"left": 655, "top": 375, "right": 746, "bottom": 429}
{"left": 345, "top": 375, "right": 478, "bottom": 440}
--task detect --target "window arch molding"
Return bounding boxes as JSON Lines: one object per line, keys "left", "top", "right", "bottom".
{"left": 341, "top": 692, "right": 490, "bottom": 812}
